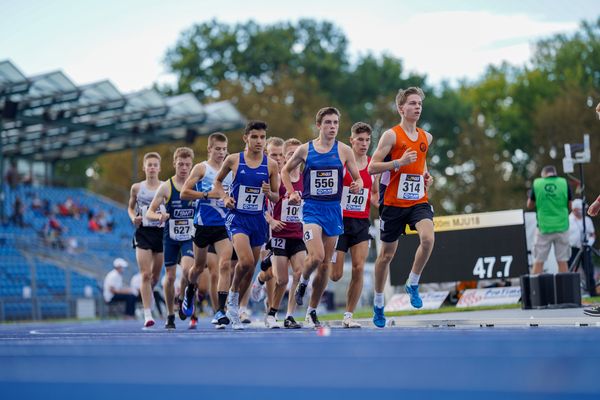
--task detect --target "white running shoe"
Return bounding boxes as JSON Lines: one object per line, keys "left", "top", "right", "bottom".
{"left": 142, "top": 319, "right": 155, "bottom": 330}
{"left": 250, "top": 279, "right": 266, "bottom": 302}
{"left": 240, "top": 309, "right": 252, "bottom": 324}
{"left": 264, "top": 314, "right": 280, "bottom": 329}
{"left": 342, "top": 316, "right": 361, "bottom": 328}
{"left": 227, "top": 305, "right": 244, "bottom": 330}
{"left": 304, "top": 310, "right": 322, "bottom": 329}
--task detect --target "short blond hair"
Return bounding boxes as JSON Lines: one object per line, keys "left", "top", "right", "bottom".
{"left": 284, "top": 138, "right": 302, "bottom": 153}
{"left": 208, "top": 132, "right": 228, "bottom": 148}
{"left": 395, "top": 87, "right": 425, "bottom": 108}
{"left": 173, "top": 147, "right": 194, "bottom": 161}
{"left": 143, "top": 152, "right": 161, "bottom": 163}
{"left": 266, "top": 137, "right": 284, "bottom": 149}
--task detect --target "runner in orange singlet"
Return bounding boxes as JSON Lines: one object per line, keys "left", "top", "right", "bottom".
{"left": 368, "top": 87, "right": 434, "bottom": 328}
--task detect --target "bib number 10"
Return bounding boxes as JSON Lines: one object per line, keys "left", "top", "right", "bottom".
{"left": 472, "top": 255, "right": 513, "bottom": 279}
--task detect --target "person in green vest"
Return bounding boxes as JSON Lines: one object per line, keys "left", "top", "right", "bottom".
{"left": 527, "top": 165, "right": 573, "bottom": 274}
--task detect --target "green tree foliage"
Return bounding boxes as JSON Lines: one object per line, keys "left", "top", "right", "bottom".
{"left": 165, "top": 19, "right": 349, "bottom": 101}
{"left": 90, "top": 17, "right": 600, "bottom": 215}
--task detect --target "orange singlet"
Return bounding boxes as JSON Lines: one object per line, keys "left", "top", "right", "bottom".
{"left": 383, "top": 125, "right": 429, "bottom": 208}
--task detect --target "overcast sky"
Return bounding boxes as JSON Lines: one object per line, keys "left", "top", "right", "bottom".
{"left": 1, "top": 0, "right": 598, "bottom": 93}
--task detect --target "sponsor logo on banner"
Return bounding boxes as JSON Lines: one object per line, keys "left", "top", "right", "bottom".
{"left": 456, "top": 287, "right": 521, "bottom": 308}
{"left": 386, "top": 291, "right": 449, "bottom": 311}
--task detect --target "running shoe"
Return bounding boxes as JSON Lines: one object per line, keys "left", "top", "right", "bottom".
{"left": 142, "top": 319, "right": 155, "bottom": 330}
{"left": 210, "top": 315, "right": 218, "bottom": 324}
{"left": 240, "top": 309, "right": 252, "bottom": 324}
{"left": 372, "top": 306, "right": 386, "bottom": 328}
{"left": 260, "top": 250, "right": 273, "bottom": 271}
{"left": 177, "top": 297, "right": 187, "bottom": 321}
{"left": 295, "top": 282, "right": 307, "bottom": 306}
{"left": 583, "top": 306, "right": 600, "bottom": 316}
{"left": 304, "top": 310, "right": 322, "bottom": 329}
{"left": 165, "top": 314, "right": 176, "bottom": 330}
{"left": 342, "top": 316, "right": 361, "bottom": 328}
{"left": 251, "top": 279, "right": 266, "bottom": 302}
{"left": 405, "top": 283, "right": 423, "bottom": 309}
{"left": 182, "top": 284, "right": 196, "bottom": 317}
{"left": 188, "top": 316, "right": 198, "bottom": 330}
{"left": 284, "top": 316, "right": 301, "bottom": 329}
{"left": 264, "top": 314, "right": 280, "bottom": 329}
{"left": 226, "top": 305, "right": 244, "bottom": 330}
{"left": 214, "top": 310, "right": 230, "bottom": 329}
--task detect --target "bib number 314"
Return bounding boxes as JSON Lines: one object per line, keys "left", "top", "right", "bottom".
{"left": 397, "top": 173, "right": 424, "bottom": 200}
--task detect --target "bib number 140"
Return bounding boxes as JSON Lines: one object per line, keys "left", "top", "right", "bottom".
{"left": 472, "top": 255, "right": 513, "bottom": 279}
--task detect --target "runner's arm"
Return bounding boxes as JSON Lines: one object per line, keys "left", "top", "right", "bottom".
{"left": 127, "top": 183, "right": 142, "bottom": 225}
{"left": 147, "top": 182, "right": 169, "bottom": 222}
{"left": 282, "top": 144, "right": 307, "bottom": 204}
{"left": 181, "top": 163, "right": 207, "bottom": 201}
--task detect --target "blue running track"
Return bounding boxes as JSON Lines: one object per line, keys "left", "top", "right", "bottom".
{"left": 1, "top": 319, "right": 599, "bottom": 400}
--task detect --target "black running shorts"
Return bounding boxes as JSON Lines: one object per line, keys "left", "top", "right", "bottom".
{"left": 379, "top": 203, "right": 434, "bottom": 243}
{"left": 193, "top": 224, "right": 229, "bottom": 248}
{"left": 336, "top": 217, "right": 371, "bottom": 252}
{"left": 133, "top": 227, "right": 164, "bottom": 253}
{"left": 271, "top": 237, "right": 306, "bottom": 258}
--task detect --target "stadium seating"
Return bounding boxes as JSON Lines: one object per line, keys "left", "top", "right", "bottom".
{"left": 1, "top": 184, "right": 137, "bottom": 321}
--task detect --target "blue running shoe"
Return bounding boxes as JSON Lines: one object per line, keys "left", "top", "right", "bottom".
{"left": 405, "top": 284, "right": 423, "bottom": 308}
{"left": 182, "top": 284, "right": 196, "bottom": 317}
{"left": 373, "top": 306, "right": 386, "bottom": 328}
{"left": 214, "top": 310, "right": 230, "bottom": 329}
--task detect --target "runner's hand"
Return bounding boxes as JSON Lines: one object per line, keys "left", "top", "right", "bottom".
{"left": 398, "top": 149, "right": 417, "bottom": 166}
{"left": 349, "top": 181, "right": 361, "bottom": 194}
{"left": 224, "top": 196, "right": 236, "bottom": 209}
{"left": 159, "top": 213, "right": 170, "bottom": 223}
{"left": 424, "top": 172, "right": 433, "bottom": 190}
{"left": 269, "top": 219, "right": 286, "bottom": 232}
{"left": 589, "top": 196, "right": 600, "bottom": 217}
{"left": 261, "top": 181, "right": 271, "bottom": 194}
{"left": 288, "top": 191, "right": 301, "bottom": 205}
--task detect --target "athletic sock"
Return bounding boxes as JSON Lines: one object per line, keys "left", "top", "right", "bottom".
{"left": 307, "top": 306, "right": 316, "bottom": 315}
{"left": 344, "top": 311, "right": 353, "bottom": 320}
{"left": 144, "top": 308, "right": 153, "bottom": 321}
{"left": 407, "top": 272, "right": 421, "bottom": 286}
{"left": 228, "top": 290, "right": 239, "bottom": 307}
{"left": 374, "top": 292, "right": 384, "bottom": 308}
{"left": 268, "top": 308, "right": 278, "bottom": 317}
{"left": 218, "top": 291, "right": 228, "bottom": 312}
{"left": 300, "top": 276, "right": 309, "bottom": 286}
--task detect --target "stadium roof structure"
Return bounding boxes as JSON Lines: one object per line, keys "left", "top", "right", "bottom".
{"left": 0, "top": 60, "right": 246, "bottom": 162}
